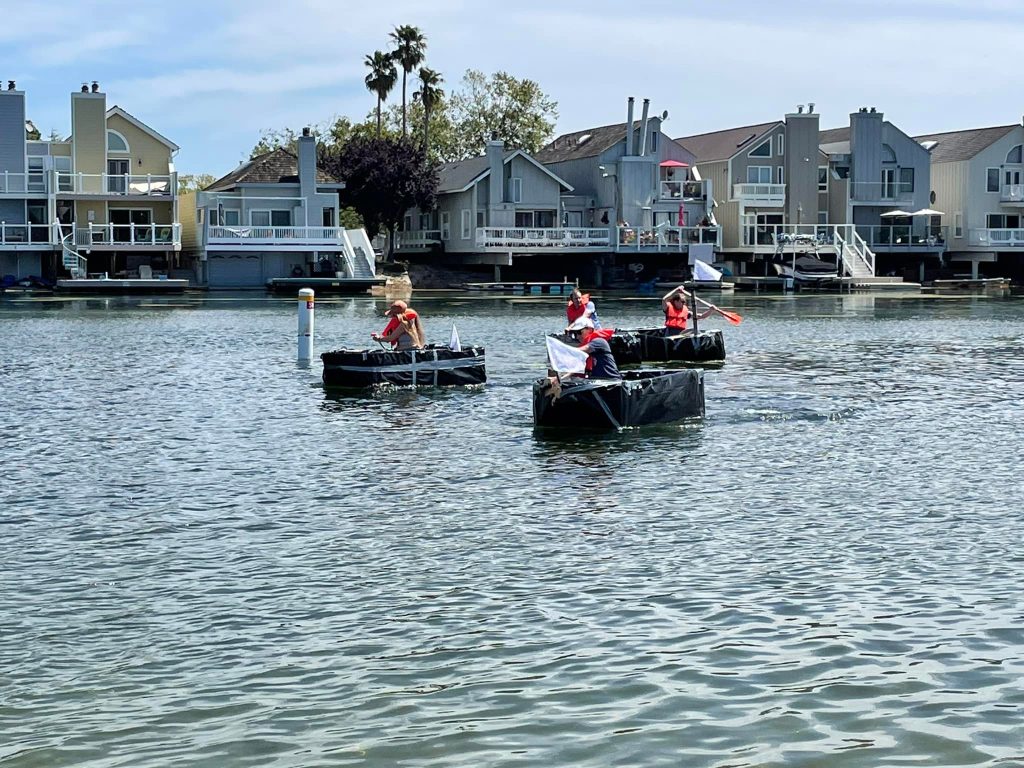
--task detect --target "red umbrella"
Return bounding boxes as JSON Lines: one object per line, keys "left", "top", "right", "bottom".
{"left": 659, "top": 160, "right": 690, "bottom": 167}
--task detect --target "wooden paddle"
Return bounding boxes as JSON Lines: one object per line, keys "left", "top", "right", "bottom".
{"left": 692, "top": 295, "right": 742, "bottom": 325}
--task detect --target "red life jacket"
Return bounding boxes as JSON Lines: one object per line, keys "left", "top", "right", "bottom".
{"left": 381, "top": 310, "right": 418, "bottom": 347}
{"left": 665, "top": 301, "right": 690, "bottom": 330}
{"left": 566, "top": 293, "right": 591, "bottom": 323}
{"left": 579, "top": 327, "right": 613, "bottom": 372}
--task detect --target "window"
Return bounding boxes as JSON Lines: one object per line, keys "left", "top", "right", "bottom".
{"left": 107, "top": 130, "right": 129, "bottom": 153}
{"left": 535, "top": 210, "right": 555, "bottom": 228}
{"left": 251, "top": 211, "right": 271, "bottom": 227}
{"left": 745, "top": 140, "right": 770, "bottom": 157}
{"left": 899, "top": 167, "right": 914, "bottom": 194}
{"left": 27, "top": 157, "right": 45, "bottom": 192}
{"left": 508, "top": 177, "right": 522, "bottom": 203}
{"left": 197, "top": 208, "right": 205, "bottom": 224}
{"left": 987, "top": 168, "right": 1000, "bottom": 192}
{"left": 778, "top": 134, "right": 785, "bottom": 157}
{"left": 650, "top": 132, "right": 658, "bottom": 152}
{"left": 271, "top": 210, "right": 290, "bottom": 227}
{"left": 1007, "top": 144, "right": 1023, "bottom": 164}
{"left": 777, "top": 166, "right": 784, "bottom": 185}
{"left": 987, "top": 214, "right": 1021, "bottom": 228}
{"left": 818, "top": 166, "right": 829, "bottom": 192}
{"left": 477, "top": 211, "right": 486, "bottom": 228}
{"left": 440, "top": 211, "right": 450, "bottom": 239}
{"left": 223, "top": 209, "right": 240, "bottom": 226}
{"left": 403, "top": 215, "right": 412, "bottom": 231}
{"left": 835, "top": 166, "right": 850, "bottom": 180}
{"left": 250, "top": 210, "right": 289, "bottom": 227}
{"left": 322, "top": 207, "right": 335, "bottom": 227}
{"left": 461, "top": 209, "right": 471, "bottom": 239}
{"left": 419, "top": 213, "right": 431, "bottom": 229}
{"left": 881, "top": 144, "right": 896, "bottom": 163}
{"left": 748, "top": 139, "right": 771, "bottom": 158}
{"left": 515, "top": 211, "right": 534, "bottom": 227}
{"left": 55, "top": 156, "right": 72, "bottom": 191}
{"left": 818, "top": 210, "right": 828, "bottom": 225}
{"left": 954, "top": 212, "right": 963, "bottom": 238}
{"left": 747, "top": 166, "right": 772, "bottom": 184}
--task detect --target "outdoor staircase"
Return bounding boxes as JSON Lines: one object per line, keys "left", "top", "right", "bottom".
{"left": 59, "top": 224, "right": 87, "bottom": 278}
{"left": 832, "top": 225, "right": 875, "bottom": 279}
{"left": 343, "top": 229, "right": 377, "bottom": 279}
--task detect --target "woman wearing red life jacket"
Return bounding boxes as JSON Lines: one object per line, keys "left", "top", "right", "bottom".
{"left": 371, "top": 300, "right": 425, "bottom": 350}
{"left": 662, "top": 286, "right": 712, "bottom": 336}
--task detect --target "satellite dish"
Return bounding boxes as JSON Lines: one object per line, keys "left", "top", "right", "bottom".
{"left": 661, "top": 110, "right": 669, "bottom": 120}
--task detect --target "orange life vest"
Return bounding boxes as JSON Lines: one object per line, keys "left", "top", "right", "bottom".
{"left": 381, "top": 309, "right": 419, "bottom": 347}
{"left": 665, "top": 301, "right": 690, "bottom": 330}
{"left": 566, "top": 293, "right": 591, "bottom": 323}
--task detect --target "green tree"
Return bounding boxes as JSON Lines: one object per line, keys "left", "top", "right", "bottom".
{"left": 364, "top": 50, "right": 398, "bottom": 138}
{"left": 321, "top": 135, "right": 437, "bottom": 259}
{"left": 450, "top": 69, "right": 558, "bottom": 157}
{"left": 413, "top": 67, "right": 444, "bottom": 158}
{"left": 177, "top": 173, "right": 217, "bottom": 193}
{"left": 389, "top": 25, "right": 427, "bottom": 137}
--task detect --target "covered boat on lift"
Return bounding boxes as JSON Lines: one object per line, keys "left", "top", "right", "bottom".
{"left": 533, "top": 369, "right": 705, "bottom": 430}
{"left": 321, "top": 345, "right": 486, "bottom": 388}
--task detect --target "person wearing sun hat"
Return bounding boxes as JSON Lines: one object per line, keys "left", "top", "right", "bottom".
{"left": 372, "top": 299, "right": 425, "bottom": 350}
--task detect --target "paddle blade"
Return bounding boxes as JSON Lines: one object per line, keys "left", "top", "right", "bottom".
{"left": 716, "top": 307, "right": 743, "bottom": 325}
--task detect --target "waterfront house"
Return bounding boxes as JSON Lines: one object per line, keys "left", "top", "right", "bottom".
{"left": 180, "top": 129, "right": 373, "bottom": 288}
{"left": 913, "top": 121, "right": 1024, "bottom": 280}
{"left": 1, "top": 81, "right": 181, "bottom": 281}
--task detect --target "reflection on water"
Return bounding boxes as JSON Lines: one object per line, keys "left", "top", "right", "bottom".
{"left": 1, "top": 292, "right": 1023, "bottom": 767}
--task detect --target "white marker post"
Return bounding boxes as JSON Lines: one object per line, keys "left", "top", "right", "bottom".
{"left": 297, "top": 288, "right": 314, "bottom": 364}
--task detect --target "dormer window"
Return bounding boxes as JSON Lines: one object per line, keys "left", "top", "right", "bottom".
{"left": 1007, "top": 144, "right": 1023, "bottom": 164}
{"left": 881, "top": 144, "right": 896, "bottom": 163}
{"left": 107, "top": 129, "right": 129, "bottom": 153}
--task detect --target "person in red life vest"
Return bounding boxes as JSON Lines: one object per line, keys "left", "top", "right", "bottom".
{"left": 662, "top": 285, "right": 712, "bottom": 337}
{"left": 570, "top": 318, "right": 621, "bottom": 380}
{"left": 372, "top": 300, "right": 425, "bottom": 350}
{"left": 565, "top": 287, "right": 601, "bottom": 330}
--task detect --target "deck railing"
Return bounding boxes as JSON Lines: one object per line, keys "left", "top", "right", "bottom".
{"left": 75, "top": 223, "right": 181, "bottom": 247}
{"left": 659, "top": 180, "right": 706, "bottom": 201}
{"left": 207, "top": 225, "right": 345, "bottom": 245}
{"left": 855, "top": 225, "right": 948, "bottom": 249}
{"left": 968, "top": 228, "right": 1024, "bottom": 247}
{"left": 395, "top": 230, "right": 442, "bottom": 248}
{"left": 477, "top": 227, "right": 611, "bottom": 248}
{"left": 617, "top": 225, "right": 720, "bottom": 250}
{"left": 57, "top": 172, "right": 176, "bottom": 196}
{"left": 733, "top": 183, "right": 785, "bottom": 204}
{"left": 0, "top": 222, "right": 52, "bottom": 245}
{"left": 1000, "top": 184, "right": 1024, "bottom": 203}
{"left": 0, "top": 171, "right": 48, "bottom": 194}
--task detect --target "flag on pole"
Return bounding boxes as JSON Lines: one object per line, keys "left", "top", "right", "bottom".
{"left": 693, "top": 259, "right": 723, "bottom": 282}
{"left": 449, "top": 323, "right": 462, "bottom": 351}
{"left": 545, "top": 335, "right": 588, "bottom": 374}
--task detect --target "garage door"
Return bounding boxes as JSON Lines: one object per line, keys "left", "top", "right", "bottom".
{"left": 207, "top": 254, "right": 263, "bottom": 288}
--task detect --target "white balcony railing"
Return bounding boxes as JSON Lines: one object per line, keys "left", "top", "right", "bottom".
{"left": 75, "top": 223, "right": 181, "bottom": 247}
{"left": 733, "top": 183, "right": 786, "bottom": 205}
{"left": 207, "top": 225, "right": 346, "bottom": 245}
{"left": 1001, "top": 184, "right": 1024, "bottom": 203}
{"left": 395, "top": 230, "right": 442, "bottom": 248}
{"left": 0, "top": 171, "right": 48, "bottom": 194}
{"left": 477, "top": 227, "right": 611, "bottom": 249}
{"left": 57, "top": 172, "right": 176, "bottom": 196}
{"left": 850, "top": 181, "right": 914, "bottom": 203}
{"left": 659, "top": 180, "right": 706, "bottom": 201}
{"left": 856, "top": 225, "right": 948, "bottom": 249}
{"left": 0, "top": 222, "right": 52, "bottom": 245}
{"left": 617, "top": 225, "right": 720, "bottom": 251}
{"left": 969, "top": 228, "right": 1024, "bottom": 247}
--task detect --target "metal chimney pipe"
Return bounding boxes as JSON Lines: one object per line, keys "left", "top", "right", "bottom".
{"left": 797, "top": 105, "right": 804, "bottom": 114}
{"left": 625, "top": 97, "right": 635, "bottom": 156}
{"left": 638, "top": 98, "right": 651, "bottom": 156}
{"left": 91, "top": 81, "right": 99, "bottom": 93}
{"left": 808, "top": 102, "right": 815, "bottom": 113}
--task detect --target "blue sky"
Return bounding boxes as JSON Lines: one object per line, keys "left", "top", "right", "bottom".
{"left": 4, "top": 0, "right": 1023, "bottom": 177}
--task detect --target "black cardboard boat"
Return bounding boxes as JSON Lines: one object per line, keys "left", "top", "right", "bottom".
{"left": 533, "top": 369, "right": 705, "bottom": 430}
{"left": 321, "top": 345, "right": 486, "bottom": 388}
{"left": 550, "top": 328, "right": 725, "bottom": 366}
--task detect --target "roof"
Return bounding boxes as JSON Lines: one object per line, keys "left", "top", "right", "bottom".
{"left": 818, "top": 127, "right": 850, "bottom": 145}
{"left": 675, "top": 121, "right": 781, "bottom": 163}
{"left": 206, "top": 148, "right": 340, "bottom": 191}
{"left": 913, "top": 124, "right": 1019, "bottom": 163}
{"left": 106, "top": 106, "right": 179, "bottom": 151}
{"left": 535, "top": 121, "right": 640, "bottom": 164}
{"left": 437, "top": 148, "right": 573, "bottom": 194}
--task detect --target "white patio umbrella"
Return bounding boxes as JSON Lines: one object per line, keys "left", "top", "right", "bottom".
{"left": 880, "top": 210, "right": 913, "bottom": 217}
{"left": 908, "top": 208, "right": 945, "bottom": 216}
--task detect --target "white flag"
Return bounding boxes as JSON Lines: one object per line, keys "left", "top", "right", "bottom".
{"left": 693, "top": 259, "right": 723, "bottom": 282}
{"left": 545, "top": 335, "right": 588, "bottom": 374}
{"left": 449, "top": 323, "right": 461, "bottom": 351}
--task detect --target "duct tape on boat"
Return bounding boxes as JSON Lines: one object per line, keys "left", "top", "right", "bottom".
{"left": 328, "top": 357, "right": 485, "bottom": 373}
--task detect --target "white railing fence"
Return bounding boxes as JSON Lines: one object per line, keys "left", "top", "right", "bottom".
{"left": 0, "top": 171, "right": 48, "bottom": 194}
{"left": 207, "top": 226, "right": 344, "bottom": 243}
{"left": 75, "top": 223, "right": 181, "bottom": 247}
{"left": 0, "top": 222, "right": 52, "bottom": 245}
{"left": 659, "top": 180, "right": 707, "bottom": 200}
{"left": 969, "top": 228, "right": 1024, "bottom": 247}
{"left": 1000, "top": 184, "right": 1024, "bottom": 203}
{"left": 832, "top": 224, "right": 876, "bottom": 278}
{"left": 60, "top": 226, "right": 88, "bottom": 278}
{"left": 477, "top": 227, "right": 611, "bottom": 248}
{"left": 617, "top": 224, "right": 720, "bottom": 250}
{"left": 57, "top": 172, "right": 176, "bottom": 196}
{"left": 733, "top": 183, "right": 786, "bottom": 203}
{"left": 856, "top": 225, "right": 948, "bottom": 248}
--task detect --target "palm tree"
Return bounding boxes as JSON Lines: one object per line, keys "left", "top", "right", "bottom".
{"left": 364, "top": 50, "right": 397, "bottom": 138}
{"left": 389, "top": 25, "right": 427, "bottom": 137}
{"left": 413, "top": 67, "right": 444, "bottom": 158}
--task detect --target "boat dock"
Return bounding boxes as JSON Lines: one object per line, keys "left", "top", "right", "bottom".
{"left": 56, "top": 277, "right": 189, "bottom": 294}
{"left": 462, "top": 281, "right": 575, "bottom": 295}
{"left": 266, "top": 276, "right": 385, "bottom": 295}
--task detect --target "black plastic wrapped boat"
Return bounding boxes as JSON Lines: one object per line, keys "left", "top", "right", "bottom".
{"left": 533, "top": 369, "right": 705, "bottom": 430}
{"left": 321, "top": 345, "right": 486, "bottom": 388}
{"left": 550, "top": 328, "right": 724, "bottom": 366}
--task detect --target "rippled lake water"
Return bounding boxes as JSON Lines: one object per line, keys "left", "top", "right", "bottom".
{"left": 1, "top": 291, "right": 1023, "bottom": 767}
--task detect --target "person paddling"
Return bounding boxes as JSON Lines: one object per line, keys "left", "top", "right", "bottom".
{"left": 576, "top": 318, "right": 621, "bottom": 380}
{"left": 662, "top": 286, "right": 712, "bottom": 337}
{"left": 372, "top": 300, "right": 425, "bottom": 350}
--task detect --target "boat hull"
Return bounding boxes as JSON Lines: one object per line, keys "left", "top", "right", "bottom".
{"left": 550, "top": 329, "right": 724, "bottom": 366}
{"left": 321, "top": 345, "right": 486, "bottom": 388}
{"left": 533, "top": 369, "right": 705, "bottom": 430}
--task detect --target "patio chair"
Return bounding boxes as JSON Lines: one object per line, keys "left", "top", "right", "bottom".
{"left": 138, "top": 264, "right": 153, "bottom": 279}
